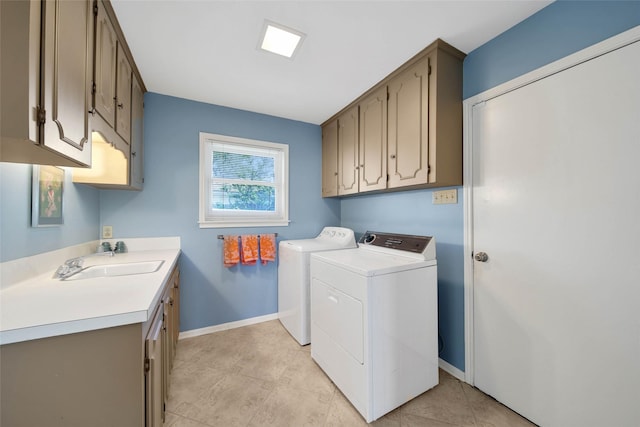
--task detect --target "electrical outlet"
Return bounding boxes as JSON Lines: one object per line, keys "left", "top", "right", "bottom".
{"left": 432, "top": 189, "right": 458, "bottom": 205}
{"left": 102, "top": 225, "right": 113, "bottom": 239}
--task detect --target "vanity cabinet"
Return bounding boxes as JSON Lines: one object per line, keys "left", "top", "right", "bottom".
{"left": 147, "top": 263, "right": 180, "bottom": 426}
{"left": 0, "top": 0, "right": 93, "bottom": 167}
{"left": 321, "top": 39, "right": 465, "bottom": 197}
{"left": 0, "top": 262, "right": 180, "bottom": 427}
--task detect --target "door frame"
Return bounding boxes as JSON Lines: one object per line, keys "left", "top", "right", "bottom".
{"left": 462, "top": 25, "right": 640, "bottom": 385}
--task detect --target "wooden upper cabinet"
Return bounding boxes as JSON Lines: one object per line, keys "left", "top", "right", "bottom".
{"left": 93, "top": 2, "right": 132, "bottom": 145}
{"left": 116, "top": 44, "right": 132, "bottom": 143}
{"left": 387, "top": 55, "right": 430, "bottom": 189}
{"left": 320, "top": 39, "right": 464, "bottom": 197}
{"left": 94, "top": 4, "right": 117, "bottom": 127}
{"left": 359, "top": 86, "right": 387, "bottom": 192}
{"left": 337, "top": 106, "right": 359, "bottom": 196}
{"left": 130, "top": 75, "right": 145, "bottom": 190}
{"left": 321, "top": 119, "right": 339, "bottom": 197}
{"left": 0, "top": 0, "right": 93, "bottom": 167}
{"left": 39, "top": 0, "right": 93, "bottom": 166}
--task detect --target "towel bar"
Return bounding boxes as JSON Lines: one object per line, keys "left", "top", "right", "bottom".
{"left": 217, "top": 233, "right": 278, "bottom": 240}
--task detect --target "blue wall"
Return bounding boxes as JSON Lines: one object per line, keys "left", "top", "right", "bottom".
{"left": 0, "top": 163, "right": 99, "bottom": 263}
{"left": 99, "top": 93, "right": 340, "bottom": 332}
{"left": 464, "top": 0, "right": 640, "bottom": 98}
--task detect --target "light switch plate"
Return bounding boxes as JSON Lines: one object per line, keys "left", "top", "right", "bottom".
{"left": 433, "top": 189, "right": 458, "bottom": 205}
{"left": 102, "top": 225, "right": 113, "bottom": 239}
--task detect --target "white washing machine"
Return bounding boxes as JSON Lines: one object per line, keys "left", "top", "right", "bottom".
{"left": 310, "top": 231, "right": 438, "bottom": 423}
{"left": 277, "top": 226, "right": 356, "bottom": 345}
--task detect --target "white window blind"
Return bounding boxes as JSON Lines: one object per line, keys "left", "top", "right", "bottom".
{"left": 199, "top": 132, "right": 289, "bottom": 228}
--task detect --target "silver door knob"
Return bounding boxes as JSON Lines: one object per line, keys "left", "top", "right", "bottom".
{"left": 474, "top": 252, "right": 489, "bottom": 262}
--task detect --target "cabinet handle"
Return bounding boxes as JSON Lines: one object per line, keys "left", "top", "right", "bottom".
{"left": 390, "top": 154, "right": 396, "bottom": 159}
{"left": 117, "top": 103, "right": 124, "bottom": 109}
{"left": 131, "top": 151, "right": 136, "bottom": 157}
{"left": 88, "top": 108, "right": 96, "bottom": 116}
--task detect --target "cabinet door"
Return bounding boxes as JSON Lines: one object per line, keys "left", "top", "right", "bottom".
{"left": 130, "top": 75, "right": 144, "bottom": 189}
{"left": 387, "top": 56, "right": 430, "bottom": 188}
{"left": 337, "top": 106, "right": 359, "bottom": 195}
{"left": 321, "top": 120, "right": 339, "bottom": 197}
{"left": 115, "top": 44, "right": 132, "bottom": 144}
{"left": 145, "top": 310, "right": 164, "bottom": 427}
{"left": 171, "top": 268, "right": 180, "bottom": 354}
{"left": 41, "top": 0, "right": 92, "bottom": 166}
{"left": 359, "top": 87, "right": 387, "bottom": 192}
{"left": 94, "top": 3, "right": 117, "bottom": 127}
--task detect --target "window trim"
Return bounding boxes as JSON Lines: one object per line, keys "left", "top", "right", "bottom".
{"left": 198, "top": 132, "right": 289, "bottom": 228}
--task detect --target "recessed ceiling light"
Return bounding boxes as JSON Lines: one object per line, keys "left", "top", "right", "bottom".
{"left": 259, "top": 20, "right": 305, "bottom": 59}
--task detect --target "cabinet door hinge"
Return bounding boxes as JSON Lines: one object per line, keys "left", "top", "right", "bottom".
{"left": 91, "top": 81, "right": 96, "bottom": 95}
{"left": 36, "top": 106, "right": 46, "bottom": 125}
{"left": 144, "top": 358, "right": 150, "bottom": 373}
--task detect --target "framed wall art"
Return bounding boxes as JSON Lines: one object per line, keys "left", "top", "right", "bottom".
{"left": 32, "top": 165, "right": 64, "bottom": 227}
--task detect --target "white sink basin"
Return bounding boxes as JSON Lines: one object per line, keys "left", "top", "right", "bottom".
{"left": 63, "top": 260, "right": 164, "bottom": 281}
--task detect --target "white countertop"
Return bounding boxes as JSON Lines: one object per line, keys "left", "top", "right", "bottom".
{"left": 0, "top": 241, "right": 181, "bottom": 345}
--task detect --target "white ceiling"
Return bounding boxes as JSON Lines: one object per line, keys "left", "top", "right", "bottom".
{"left": 111, "top": 0, "right": 552, "bottom": 125}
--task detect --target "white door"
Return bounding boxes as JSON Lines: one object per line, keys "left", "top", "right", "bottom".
{"left": 471, "top": 38, "right": 640, "bottom": 426}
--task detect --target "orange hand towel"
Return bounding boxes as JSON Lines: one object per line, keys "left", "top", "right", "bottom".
{"left": 260, "top": 234, "right": 277, "bottom": 265}
{"left": 241, "top": 235, "right": 259, "bottom": 265}
{"left": 223, "top": 235, "right": 240, "bottom": 268}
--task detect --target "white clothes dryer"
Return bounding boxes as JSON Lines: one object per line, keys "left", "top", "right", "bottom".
{"left": 277, "top": 227, "right": 356, "bottom": 345}
{"left": 310, "top": 231, "right": 438, "bottom": 422}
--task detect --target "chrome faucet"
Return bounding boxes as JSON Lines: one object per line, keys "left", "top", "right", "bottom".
{"left": 53, "top": 251, "right": 115, "bottom": 279}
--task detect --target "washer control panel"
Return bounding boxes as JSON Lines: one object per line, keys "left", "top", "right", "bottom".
{"left": 359, "top": 231, "right": 433, "bottom": 254}
{"left": 317, "top": 227, "right": 356, "bottom": 245}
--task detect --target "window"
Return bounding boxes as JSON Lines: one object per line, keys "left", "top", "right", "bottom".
{"left": 199, "top": 132, "right": 289, "bottom": 228}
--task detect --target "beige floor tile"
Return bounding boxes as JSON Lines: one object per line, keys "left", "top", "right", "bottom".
{"left": 278, "top": 350, "right": 335, "bottom": 401}
{"left": 164, "top": 411, "right": 213, "bottom": 427}
{"left": 165, "top": 321, "right": 535, "bottom": 427}
{"left": 399, "top": 413, "right": 461, "bottom": 427}
{"left": 461, "top": 383, "right": 536, "bottom": 427}
{"left": 231, "top": 319, "right": 302, "bottom": 351}
{"left": 166, "top": 365, "right": 226, "bottom": 413}
{"left": 324, "top": 390, "right": 401, "bottom": 427}
{"left": 235, "top": 342, "right": 299, "bottom": 382}
{"left": 248, "top": 385, "right": 332, "bottom": 427}
{"left": 400, "top": 372, "right": 477, "bottom": 426}
{"left": 170, "top": 372, "right": 274, "bottom": 427}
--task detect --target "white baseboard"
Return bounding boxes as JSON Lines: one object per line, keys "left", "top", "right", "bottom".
{"left": 439, "top": 358, "right": 466, "bottom": 382}
{"left": 178, "top": 313, "right": 279, "bottom": 340}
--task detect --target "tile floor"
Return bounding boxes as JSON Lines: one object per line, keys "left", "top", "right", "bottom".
{"left": 164, "top": 320, "right": 536, "bottom": 427}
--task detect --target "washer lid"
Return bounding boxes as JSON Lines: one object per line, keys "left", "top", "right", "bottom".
{"left": 278, "top": 227, "right": 357, "bottom": 252}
